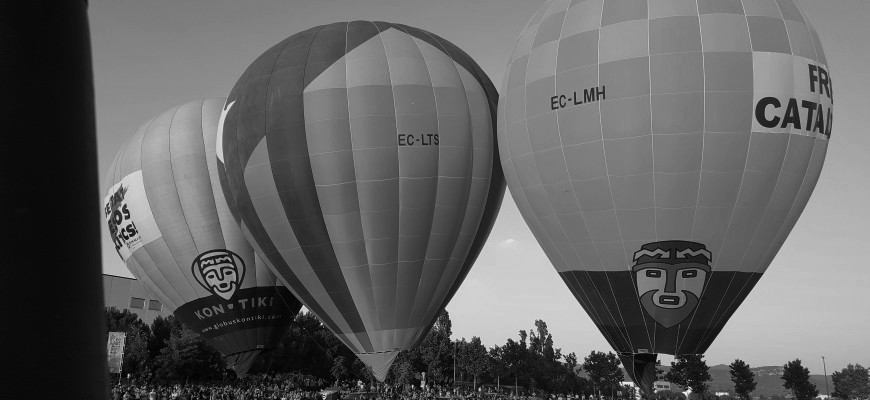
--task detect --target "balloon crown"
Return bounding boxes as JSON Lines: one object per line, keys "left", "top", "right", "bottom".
{"left": 632, "top": 241, "right": 711, "bottom": 266}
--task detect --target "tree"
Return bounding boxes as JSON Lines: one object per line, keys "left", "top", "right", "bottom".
{"left": 457, "top": 337, "right": 489, "bottom": 389}
{"left": 153, "top": 324, "right": 225, "bottom": 381}
{"left": 105, "top": 307, "right": 152, "bottom": 379}
{"left": 527, "top": 320, "right": 571, "bottom": 392}
{"left": 244, "top": 310, "right": 371, "bottom": 379}
{"left": 105, "top": 307, "right": 147, "bottom": 333}
{"left": 489, "top": 345, "right": 508, "bottom": 388}
{"left": 123, "top": 324, "right": 151, "bottom": 379}
{"left": 621, "top": 384, "right": 637, "bottom": 400}
{"left": 730, "top": 359, "right": 757, "bottom": 400}
{"left": 456, "top": 338, "right": 470, "bottom": 382}
{"left": 582, "top": 351, "right": 624, "bottom": 395}
{"left": 529, "top": 320, "right": 558, "bottom": 363}
{"left": 554, "top": 352, "right": 583, "bottom": 395}
{"left": 418, "top": 311, "right": 455, "bottom": 384}
{"left": 384, "top": 310, "right": 456, "bottom": 386}
{"left": 331, "top": 356, "right": 349, "bottom": 385}
{"left": 148, "top": 315, "right": 177, "bottom": 358}
{"left": 391, "top": 359, "right": 415, "bottom": 387}
{"left": 665, "top": 354, "right": 711, "bottom": 394}
{"left": 831, "top": 364, "right": 870, "bottom": 400}
{"left": 352, "top": 357, "right": 375, "bottom": 384}
{"left": 781, "top": 359, "right": 818, "bottom": 400}
{"left": 501, "top": 332, "right": 529, "bottom": 392}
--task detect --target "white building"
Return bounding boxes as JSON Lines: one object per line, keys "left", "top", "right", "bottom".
{"left": 654, "top": 382, "right": 673, "bottom": 392}
{"left": 103, "top": 274, "right": 171, "bottom": 324}
{"left": 620, "top": 381, "right": 675, "bottom": 400}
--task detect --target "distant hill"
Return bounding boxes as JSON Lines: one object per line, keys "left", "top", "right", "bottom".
{"left": 704, "top": 364, "right": 830, "bottom": 398}
{"left": 608, "top": 364, "right": 830, "bottom": 397}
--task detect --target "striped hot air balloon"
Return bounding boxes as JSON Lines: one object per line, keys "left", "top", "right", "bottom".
{"left": 216, "top": 21, "right": 505, "bottom": 381}
{"left": 498, "top": 0, "right": 831, "bottom": 393}
{"left": 105, "top": 98, "right": 302, "bottom": 377}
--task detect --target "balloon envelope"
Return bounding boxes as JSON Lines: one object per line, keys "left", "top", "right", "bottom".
{"left": 217, "top": 21, "right": 504, "bottom": 380}
{"left": 498, "top": 0, "right": 831, "bottom": 390}
{"left": 105, "top": 98, "right": 302, "bottom": 377}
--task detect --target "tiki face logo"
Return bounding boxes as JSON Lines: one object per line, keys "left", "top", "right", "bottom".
{"left": 192, "top": 249, "right": 246, "bottom": 301}
{"left": 632, "top": 241, "right": 711, "bottom": 328}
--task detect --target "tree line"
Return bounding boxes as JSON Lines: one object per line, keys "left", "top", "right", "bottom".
{"left": 106, "top": 307, "right": 870, "bottom": 400}
{"left": 650, "top": 355, "right": 868, "bottom": 400}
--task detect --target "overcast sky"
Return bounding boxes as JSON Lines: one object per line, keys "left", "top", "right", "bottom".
{"left": 90, "top": 0, "right": 869, "bottom": 375}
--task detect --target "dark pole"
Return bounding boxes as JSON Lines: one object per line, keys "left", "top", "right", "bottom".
{"left": 0, "top": 1, "right": 107, "bottom": 399}
{"left": 821, "top": 356, "right": 830, "bottom": 398}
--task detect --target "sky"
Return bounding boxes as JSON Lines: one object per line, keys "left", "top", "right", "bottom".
{"left": 90, "top": 0, "right": 869, "bottom": 375}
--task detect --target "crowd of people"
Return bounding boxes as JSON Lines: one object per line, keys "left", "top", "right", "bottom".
{"left": 108, "top": 372, "right": 565, "bottom": 400}
{"left": 110, "top": 372, "right": 327, "bottom": 400}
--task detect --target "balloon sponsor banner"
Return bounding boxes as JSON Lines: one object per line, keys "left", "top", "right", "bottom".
{"left": 174, "top": 286, "right": 297, "bottom": 342}
{"left": 753, "top": 57, "right": 833, "bottom": 139}
{"left": 103, "top": 171, "right": 160, "bottom": 261}
{"left": 106, "top": 332, "right": 126, "bottom": 373}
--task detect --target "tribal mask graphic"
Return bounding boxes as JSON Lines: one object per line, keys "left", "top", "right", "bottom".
{"left": 632, "top": 241, "right": 712, "bottom": 328}
{"left": 192, "top": 249, "right": 246, "bottom": 301}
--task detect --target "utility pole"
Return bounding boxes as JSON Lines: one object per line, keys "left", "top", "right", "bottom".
{"left": 821, "top": 356, "right": 830, "bottom": 398}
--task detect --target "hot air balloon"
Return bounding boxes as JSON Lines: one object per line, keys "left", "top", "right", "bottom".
{"left": 498, "top": 0, "right": 831, "bottom": 393}
{"left": 104, "top": 98, "right": 302, "bottom": 377}
{"left": 216, "top": 21, "right": 505, "bottom": 381}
